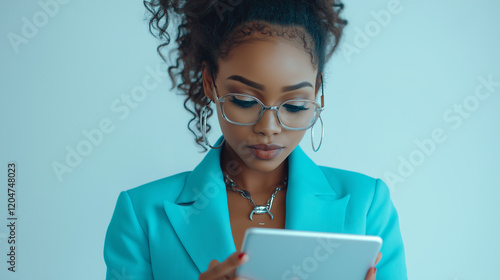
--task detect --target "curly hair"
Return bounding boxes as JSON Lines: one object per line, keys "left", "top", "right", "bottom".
{"left": 143, "top": 0, "right": 348, "bottom": 151}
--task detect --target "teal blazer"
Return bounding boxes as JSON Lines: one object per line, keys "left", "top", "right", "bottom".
{"left": 103, "top": 143, "right": 408, "bottom": 279}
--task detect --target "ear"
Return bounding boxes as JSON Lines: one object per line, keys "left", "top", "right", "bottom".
{"left": 202, "top": 62, "right": 216, "bottom": 102}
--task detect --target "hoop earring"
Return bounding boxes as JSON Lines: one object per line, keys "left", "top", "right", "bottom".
{"left": 311, "top": 115, "right": 324, "bottom": 152}
{"left": 201, "top": 102, "right": 224, "bottom": 149}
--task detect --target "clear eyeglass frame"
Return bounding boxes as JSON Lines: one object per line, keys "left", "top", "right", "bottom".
{"left": 213, "top": 89, "right": 324, "bottom": 131}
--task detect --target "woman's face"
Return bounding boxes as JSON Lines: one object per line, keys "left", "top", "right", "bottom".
{"left": 203, "top": 33, "right": 320, "bottom": 173}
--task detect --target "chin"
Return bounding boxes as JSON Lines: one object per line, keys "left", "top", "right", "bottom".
{"left": 243, "top": 152, "right": 289, "bottom": 172}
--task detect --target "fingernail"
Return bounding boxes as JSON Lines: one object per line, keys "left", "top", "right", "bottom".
{"left": 374, "top": 267, "right": 377, "bottom": 274}
{"left": 238, "top": 253, "right": 246, "bottom": 260}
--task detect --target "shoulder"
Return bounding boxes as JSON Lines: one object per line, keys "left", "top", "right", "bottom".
{"left": 318, "top": 165, "right": 376, "bottom": 184}
{"left": 317, "top": 165, "right": 392, "bottom": 209}
{"left": 120, "top": 171, "right": 191, "bottom": 208}
{"left": 318, "top": 165, "right": 379, "bottom": 194}
{"left": 108, "top": 171, "right": 193, "bottom": 234}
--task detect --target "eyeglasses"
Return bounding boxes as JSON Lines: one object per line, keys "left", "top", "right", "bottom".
{"left": 213, "top": 90, "right": 323, "bottom": 131}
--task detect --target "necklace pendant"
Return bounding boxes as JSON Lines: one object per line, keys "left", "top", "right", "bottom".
{"left": 249, "top": 205, "right": 274, "bottom": 221}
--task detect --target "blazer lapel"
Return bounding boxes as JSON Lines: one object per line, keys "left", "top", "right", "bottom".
{"left": 285, "top": 146, "right": 351, "bottom": 233}
{"left": 162, "top": 141, "right": 351, "bottom": 273}
{"left": 163, "top": 138, "right": 236, "bottom": 273}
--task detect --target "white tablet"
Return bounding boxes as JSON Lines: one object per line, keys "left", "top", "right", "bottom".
{"left": 235, "top": 227, "right": 382, "bottom": 280}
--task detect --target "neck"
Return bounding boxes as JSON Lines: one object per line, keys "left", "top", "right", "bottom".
{"left": 220, "top": 143, "right": 288, "bottom": 195}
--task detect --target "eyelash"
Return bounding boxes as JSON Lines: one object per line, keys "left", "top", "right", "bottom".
{"left": 283, "top": 104, "right": 309, "bottom": 113}
{"left": 230, "top": 96, "right": 310, "bottom": 114}
{"left": 229, "top": 96, "right": 258, "bottom": 108}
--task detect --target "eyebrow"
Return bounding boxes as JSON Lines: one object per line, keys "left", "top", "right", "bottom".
{"left": 226, "top": 75, "right": 313, "bottom": 92}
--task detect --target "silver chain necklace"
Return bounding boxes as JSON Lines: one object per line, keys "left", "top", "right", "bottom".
{"left": 223, "top": 173, "right": 287, "bottom": 221}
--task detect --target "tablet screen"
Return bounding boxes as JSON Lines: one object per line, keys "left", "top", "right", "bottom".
{"left": 235, "top": 228, "right": 382, "bottom": 280}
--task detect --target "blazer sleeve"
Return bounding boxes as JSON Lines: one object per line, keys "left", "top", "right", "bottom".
{"left": 366, "top": 178, "right": 408, "bottom": 279}
{"left": 103, "top": 191, "right": 154, "bottom": 280}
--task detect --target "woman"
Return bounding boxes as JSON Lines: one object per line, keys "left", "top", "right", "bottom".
{"left": 103, "top": 0, "right": 408, "bottom": 279}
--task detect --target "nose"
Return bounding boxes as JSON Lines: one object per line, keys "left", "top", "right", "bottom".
{"left": 253, "top": 108, "right": 282, "bottom": 136}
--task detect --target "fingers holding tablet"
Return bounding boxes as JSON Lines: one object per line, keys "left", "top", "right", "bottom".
{"left": 375, "top": 252, "right": 382, "bottom": 265}
{"left": 364, "top": 252, "right": 382, "bottom": 280}
{"left": 199, "top": 251, "right": 250, "bottom": 280}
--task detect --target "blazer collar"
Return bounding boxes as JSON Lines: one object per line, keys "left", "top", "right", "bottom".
{"left": 163, "top": 137, "right": 350, "bottom": 273}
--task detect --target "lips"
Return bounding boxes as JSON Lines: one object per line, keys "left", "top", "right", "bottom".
{"left": 248, "top": 144, "right": 284, "bottom": 160}
{"left": 248, "top": 144, "right": 283, "bottom": 151}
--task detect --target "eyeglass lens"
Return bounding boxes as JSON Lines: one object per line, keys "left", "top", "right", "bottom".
{"left": 221, "top": 94, "right": 318, "bottom": 129}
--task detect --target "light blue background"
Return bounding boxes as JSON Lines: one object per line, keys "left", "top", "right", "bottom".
{"left": 1, "top": 0, "right": 499, "bottom": 279}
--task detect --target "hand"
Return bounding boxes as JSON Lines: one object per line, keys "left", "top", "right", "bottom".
{"left": 199, "top": 251, "right": 251, "bottom": 280}
{"left": 364, "top": 252, "right": 382, "bottom": 280}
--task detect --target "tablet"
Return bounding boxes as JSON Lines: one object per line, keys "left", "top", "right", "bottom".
{"left": 235, "top": 228, "right": 382, "bottom": 280}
